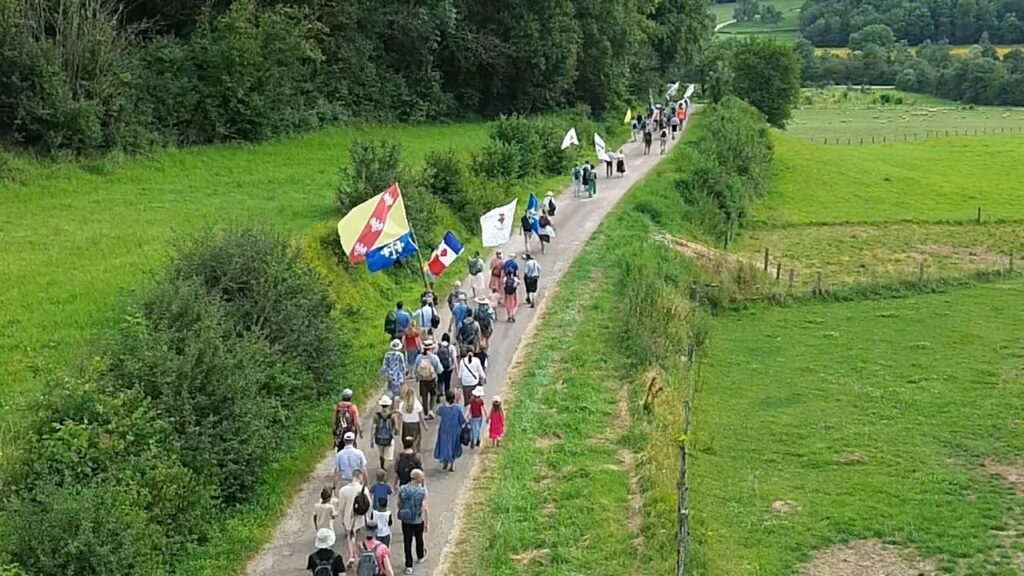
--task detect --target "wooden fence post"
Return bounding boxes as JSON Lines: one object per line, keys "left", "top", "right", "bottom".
{"left": 814, "top": 272, "right": 822, "bottom": 296}
{"left": 977, "top": 207, "right": 982, "bottom": 223}
{"left": 775, "top": 262, "right": 782, "bottom": 281}
{"left": 788, "top": 268, "right": 795, "bottom": 290}
{"left": 1011, "top": 253, "right": 1015, "bottom": 273}
{"left": 918, "top": 261, "right": 925, "bottom": 282}
{"left": 676, "top": 400, "right": 692, "bottom": 576}
{"left": 763, "top": 248, "right": 770, "bottom": 272}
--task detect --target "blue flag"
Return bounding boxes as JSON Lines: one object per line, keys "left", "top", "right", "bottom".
{"left": 527, "top": 193, "right": 541, "bottom": 234}
{"left": 366, "top": 231, "right": 418, "bottom": 273}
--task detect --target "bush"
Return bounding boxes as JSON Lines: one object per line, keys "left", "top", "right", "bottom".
{"left": 421, "top": 149, "right": 470, "bottom": 219}
{"left": 337, "top": 139, "right": 403, "bottom": 213}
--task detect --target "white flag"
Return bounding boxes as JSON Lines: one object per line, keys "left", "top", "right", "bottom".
{"left": 561, "top": 127, "right": 579, "bottom": 150}
{"left": 594, "top": 132, "right": 610, "bottom": 162}
{"left": 683, "top": 83, "right": 695, "bottom": 99}
{"left": 480, "top": 198, "right": 518, "bottom": 247}
{"left": 665, "top": 81, "right": 681, "bottom": 100}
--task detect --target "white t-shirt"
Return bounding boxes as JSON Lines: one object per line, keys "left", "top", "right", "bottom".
{"left": 314, "top": 502, "right": 336, "bottom": 533}
{"left": 372, "top": 509, "right": 392, "bottom": 537}
{"left": 459, "top": 357, "right": 485, "bottom": 388}
{"left": 399, "top": 399, "right": 424, "bottom": 423}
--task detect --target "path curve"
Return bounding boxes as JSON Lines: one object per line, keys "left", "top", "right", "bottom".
{"left": 245, "top": 120, "right": 689, "bottom": 576}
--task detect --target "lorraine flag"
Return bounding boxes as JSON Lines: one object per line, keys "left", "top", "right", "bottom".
{"left": 426, "top": 232, "right": 464, "bottom": 278}
{"left": 337, "top": 183, "right": 411, "bottom": 265}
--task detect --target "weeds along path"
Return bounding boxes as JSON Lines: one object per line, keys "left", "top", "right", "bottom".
{"left": 244, "top": 123, "right": 689, "bottom": 576}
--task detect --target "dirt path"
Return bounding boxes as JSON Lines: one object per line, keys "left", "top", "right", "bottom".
{"left": 244, "top": 124, "right": 689, "bottom": 576}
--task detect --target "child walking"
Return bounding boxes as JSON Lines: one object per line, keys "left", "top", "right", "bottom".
{"left": 371, "top": 497, "right": 393, "bottom": 547}
{"left": 467, "top": 386, "right": 486, "bottom": 448}
{"left": 487, "top": 395, "right": 506, "bottom": 447}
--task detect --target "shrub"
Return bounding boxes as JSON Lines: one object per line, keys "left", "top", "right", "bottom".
{"left": 421, "top": 149, "right": 470, "bottom": 219}
{"left": 337, "top": 139, "right": 403, "bottom": 213}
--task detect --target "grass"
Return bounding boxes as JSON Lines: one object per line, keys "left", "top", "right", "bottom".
{"left": 713, "top": 0, "right": 803, "bottom": 41}
{"left": 690, "top": 283, "right": 1024, "bottom": 575}
{"left": 0, "top": 122, "right": 492, "bottom": 419}
{"left": 754, "top": 134, "right": 1024, "bottom": 225}
{"left": 734, "top": 221, "right": 1023, "bottom": 290}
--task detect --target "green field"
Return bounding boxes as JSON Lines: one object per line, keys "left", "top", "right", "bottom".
{"left": 713, "top": 0, "right": 803, "bottom": 41}
{"left": 0, "top": 123, "right": 491, "bottom": 416}
{"left": 691, "top": 283, "right": 1024, "bottom": 575}
{"left": 755, "top": 134, "right": 1024, "bottom": 225}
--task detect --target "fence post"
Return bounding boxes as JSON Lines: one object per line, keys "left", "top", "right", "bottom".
{"left": 775, "top": 262, "right": 782, "bottom": 281}
{"left": 860, "top": 137, "right": 864, "bottom": 145}
{"left": 918, "top": 261, "right": 925, "bottom": 282}
{"left": 946, "top": 130, "right": 949, "bottom": 136}
{"left": 883, "top": 136, "right": 886, "bottom": 143}
{"left": 1011, "top": 253, "right": 1015, "bottom": 273}
{"left": 676, "top": 400, "right": 692, "bottom": 576}
{"left": 788, "top": 268, "right": 795, "bottom": 290}
{"left": 872, "top": 136, "right": 875, "bottom": 144}
{"left": 977, "top": 207, "right": 982, "bottom": 223}
{"left": 763, "top": 248, "right": 770, "bottom": 272}
{"left": 814, "top": 272, "right": 822, "bottom": 296}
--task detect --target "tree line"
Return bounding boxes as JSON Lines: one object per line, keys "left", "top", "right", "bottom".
{"left": 0, "top": 0, "right": 712, "bottom": 155}
{"left": 798, "top": 25, "right": 1024, "bottom": 106}
{"left": 800, "top": 0, "right": 1024, "bottom": 47}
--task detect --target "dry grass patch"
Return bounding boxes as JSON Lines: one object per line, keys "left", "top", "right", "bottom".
{"left": 771, "top": 500, "right": 799, "bottom": 516}
{"left": 984, "top": 458, "right": 1024, "bottom": 494}
{"left": 510, "top": 548, "right": 550, "bottom": 568}
{"left": 534, "top": 435, "right": 560, "bottom": 450}
{"left": 799, "top": 539, "right": 938, "bottom": 576}
{"left": 835, "top": 451, "right": 869, "bottom": 465}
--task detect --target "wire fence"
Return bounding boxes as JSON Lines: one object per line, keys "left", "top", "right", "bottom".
{"left": 804, "top": 125, "right": 1024, "bottom": 145}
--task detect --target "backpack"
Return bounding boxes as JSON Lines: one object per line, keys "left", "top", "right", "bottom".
{"left": 416, "top": 356, "right": 437, "bottom": 381}
{"left": 504, "top": 275, "right": 517, "bottom": 295}
{"left": 383, "top": 309, "right": 397, "bottom": 336}
{"left": 459, "top": 321, "right": 478, "bottom": 347}
{"left": 474, "top": 307, "right": 492, "bottom": 332}
{"left": 572, "top": 166, "right": 581, "bottom": 181}
{"left": 353, "top": 486, "right": 371, "bottom": 516}
{"left": 437, "top": 343, "right": 453, "bottom": 371}
{"left": 313, "top": 551, "right": 338, "bottom": 576}
{"left": 582, "top": 166, "right": 591, "bottom": 185}
{"left": 396, "top": 453, "right": 420, "bottom": 485}
{"left": 356, "top": 543, "right": 381, "bottom": 576}
{"left": 546, "top": 199, "right": 556, "bottom": 216}
{"left": 398, "top": 487, "right": 422, "bottom": 523}
{"left": 468, "top": 258, "right": 484, "bottom": 276}
{"left": 429, "top": 306, "right": 440, "bottom": 330}
{"left": 334, "top": 404, "right": 354, "bottom": 445}
{"left": 374, "top": 414, "right": 394, "bottom": 447}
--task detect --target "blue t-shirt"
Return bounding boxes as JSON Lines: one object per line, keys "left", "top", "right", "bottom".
{"left": 452, "top": 303, "right": 469, "bottom": 328}
{"left": 395, "top": 309, "right": 411, "bottom": 332}
{"left": 502, "top": 259, "right": 519, "bottom": 278}
{"left": 371, "top": 481, "right": 393, "bottom": 505}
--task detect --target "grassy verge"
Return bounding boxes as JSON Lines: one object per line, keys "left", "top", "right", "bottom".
{"left": 690, "top": 283, "right": 1024, "bottom": 575}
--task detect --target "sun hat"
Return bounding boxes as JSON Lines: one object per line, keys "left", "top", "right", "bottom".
{"left": 423, "top": 339, "right": 436, "bottom": 349}
{"left": 315, "top": 528, "right": 336, "bottom": 549}
{"left": 379, "top": 395, "right": 393, "bottom": 407}
{"left": 454, "top": 280, "right": 462, "bottom": 288}
{"left": 390, "top": 339, "right": 402, "bottom": 351}
{"left": 343, "top": 431, "right": 355, "bottom": 441}
{"left": 341, "top": 388, "right": 353, "bottom": 400}
{"left": 545, "top": 191, "right": 554, "bottom": 197}
{"left": 474, "top": 295, "right": 489, "bottom": 305}
{"left": 472, "top": 386, "right": 485, "bottom": 397}
{"left": 492, "top": 395, "right": 502, "bottom": 403}
{"left": 508, "top": 252, "right": 516, "bottom": 259}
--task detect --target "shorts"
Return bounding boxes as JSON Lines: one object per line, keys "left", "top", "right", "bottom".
{"left": 538, "top": 234, "right": 550, "bottom": 244}
{"left": 378, "top": 439, "right": 395, "bottom": 461}
{"left": 524, "top": 277, "right": 538, "bottom": 293}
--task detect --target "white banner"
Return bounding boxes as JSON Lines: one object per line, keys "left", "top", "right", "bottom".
{"left": 480, "top": 198, "right": 518, "bottom": 247}
{"left": 561, "top": 127, "right": 579, "bottom": 150}
{"left": 665, "top": 81, "right": 681, "bottom": 100}
{"left": 683, "top": 84, "right": 695, "bottom": 99}
{"left": 594, "top": 132, "right": 610, "bottom": 162}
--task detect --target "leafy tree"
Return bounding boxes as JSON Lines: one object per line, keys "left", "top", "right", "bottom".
{"left": 729, "top": 38, "right": 801, "bottom": 128}
{"left": 848, "top": 23, "right": 895, "bottom": 51}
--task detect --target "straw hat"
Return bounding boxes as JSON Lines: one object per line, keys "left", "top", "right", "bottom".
{"left": 315, "top": 528, "right": 336, "bottom": 549}
{"left": 474, "top": 296, "right": 489, "bottom": 305}
{"left": 390, "top": 339, "right": 402, "bottom": 351}
{"left": 422, "top": 339, "right": 436, "bottom": 349}
{"left": 379, "top": 395, "right": 393, "bottom": 407}
{"left": 472, "top": 386, "right": 485, "bottom": 397}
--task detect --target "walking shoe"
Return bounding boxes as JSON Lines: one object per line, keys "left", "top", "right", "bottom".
{"left": 418, "top": 553, "right": 427, "bottom": 564}
{"left": 404, "top": 568, "right": 413, "bottom": 575}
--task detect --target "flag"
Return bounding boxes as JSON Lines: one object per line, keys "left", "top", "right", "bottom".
{"left": 594, "top": 132, "right": 609, "bottom": 162}
{"left": 337, "top": 183, "right": 410, "bottom": 265}
{"left": 561, "top": 127, "right": 579, "bottom": 150}
{"left": 426, "top": 232, "right": 464, "bottom": 277}
{"left": 526, "top": 193, "right": 541, "bottom": 234}
{"left": 665, "top": 81, "right": 681, "bottom": 100}
{"left": 683, "top": 83, "right": 695, "bottom": 99}
{"left": 624, "top": 108, "right": 633, "bottom": 124}
{"left": 648, "top": 89, "right": 656, "bottom": 115}
{"left": 365, "top": 231, "right": 418, "bottom": 273}
{"left": 480, "top": 199, "right": 518, "bottom": 247}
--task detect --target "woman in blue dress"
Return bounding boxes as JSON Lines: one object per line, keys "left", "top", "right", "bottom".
{"left": 434, "top": 390, "right": 466, "bottom": 472}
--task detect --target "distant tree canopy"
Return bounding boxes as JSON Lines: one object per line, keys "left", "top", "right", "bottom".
{"left": 800, "top": 0, "right": 1024, "bottom": 47}
{"left": 0, "top": 0, "right": 713, "bottom": 155}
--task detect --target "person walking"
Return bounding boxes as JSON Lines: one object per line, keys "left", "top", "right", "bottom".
{"left": 435, "top": 333, "right": 459, "bottom": 399}
{"left": 397, "top": 469, "right": 429, "bottom": 575}
{"left": 467, "top": 252, "right": 486, "bottom": 297}
{"left": 449, "top": 294, "right": 470, "bottom": 338}
{"left": 387, "top": 301, "right": 411, "bottom": 341}
{"left": 643, "top": 126, "right": 653, "bottom": 155}
{"left": 402, "top": 324, "right": 420, "bottom": 375}
{"left": 659, "top": 126, "right": 668, "bottom": 154}
{"left": 398, "top": 387, "right": 427, "bottom": 454}
{"left": 371, "top": 396, "right": 400, "bottom": 472}
{"left": 473, "top": 295, "right": 494, "bottom": 351}
{"left": 371, "top": 498, "right": 394, "bottom": 548}
{"left": 581, "top": 162, "right": 592, "bottom": 196}
{"left": 337, "top": 469, "right": 371, "bottom": 566}
{"left": 307, "top": 529, "right": 345, "bottom": 576}
{"left": 571, "top": 164, "right": 582, "bottom": 197}
{"left": 313, "top": 486, "right": 337, "bottom": 535}
{"left": 334, "top": 431, "right": 368, "bottom": 491}
{"left": 459, "top": 350, "right": 486, "bottom": 407}
{"left": 631, "top": 118, "right": 639, "bottom": 142}
{"left": 433, "top": 390, "right": 467, "bottom": 472}
{"left": 334, "top": 389, "right": 362, "bottom": 450}
{"left": 488, "top": 251, "right": 504, "bottom": 295}
{"left": 378, "top": 340, "right": 407, "bottom": 399}
{"left": 538, "top": 220, "right": 555, "bottom": 254}
{"left": 412, "top": 339, "right": 442, "bottom": 418}
{"left": 357, "top": 522, "right": 394, "bottom": 576}
{"left": 604, "top": 155, "right": 613, "bottom": 178}
{"left": 446, "top": 281, "right": 466, "bottom": 313}
{"left": 523, "top": 254, "right": 541, "bottom": 307}
{"left": 588, "top": 172, "right": 598, "bottom": 198}
{"left": 616, "top": 151, "right": 626, "bottom": 177}
{"left": 670, "top": 114, "right": 680, "bottom": 140}
{"left": 543, "top": 191, "right": 557, "bottom": 216}
{"left": 502, "top": 255, "right": 520, "bottom": 323}
{"left": 466, "top": 386, "right": 486, "bottom": 448}
{"left": 413, "top": 301, "right": 438, "bottom": 335}
{"left": 456, "top": 314, "right": 480, "bottom": 354}
{"left": 520, "top": 211, "right": 533, "bottom": 253}
{"left": 393, "top": 436, "right": 422, "bottom": 489}
{"left": 488, "top": 396, "right": 506, "bottom": 447}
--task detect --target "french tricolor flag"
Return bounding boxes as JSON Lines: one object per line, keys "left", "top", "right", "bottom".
{"left": 427, "top": 231, "right": 464, "bottom": 278}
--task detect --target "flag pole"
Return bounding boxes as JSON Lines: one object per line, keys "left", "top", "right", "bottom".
{"left": 409, "top": 225, "right": 431, "bottom": 291}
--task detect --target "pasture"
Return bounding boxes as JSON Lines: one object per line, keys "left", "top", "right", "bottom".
{"left": 713, "top": 0, "right": 802, "bottom": 41}
{"left": 691, "top": 283, "right": 1024, "bottom": 576}
{"left": 0, "top": 123, "right": 492, "bottom": 416}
